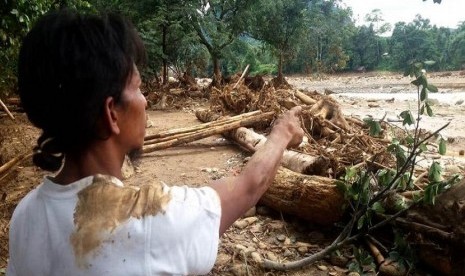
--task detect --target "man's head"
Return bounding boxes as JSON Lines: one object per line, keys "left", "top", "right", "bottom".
{"left": 18, "top": 9, "right": 147, "bottom": 171}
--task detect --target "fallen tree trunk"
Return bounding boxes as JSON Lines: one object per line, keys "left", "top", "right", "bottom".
{"left": 261, "top": 167, "right": 345, "bottom": 225}
{"left": 227, "top": 127, "right": 329, "bottom": 176}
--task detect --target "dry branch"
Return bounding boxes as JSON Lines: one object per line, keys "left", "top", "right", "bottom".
{"left": 0, "top": 98, "right": 15, "bottom": 120}
{"left": 0, "top": 153, "right": 31, "bottom": 182}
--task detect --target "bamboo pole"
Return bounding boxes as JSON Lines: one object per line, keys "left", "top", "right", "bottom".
{"left": 0, "top": 98, "right": 15, "bottom": 120}
{"left": 0, "top": 153, "right": 32, "bottom": 182}
{"left": 144, "top": 110, "right": 261, "bottom": 141}
{"left": 142, "top": 111, "right": 275, "bottom": 153}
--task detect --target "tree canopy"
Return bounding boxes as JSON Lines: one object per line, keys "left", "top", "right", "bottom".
{"left": 1, "top": 0, "right": 464, "bottom": 95}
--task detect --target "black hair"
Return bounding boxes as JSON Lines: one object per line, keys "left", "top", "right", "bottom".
{"left": 18, "top": 9, "right": 146, "bottom": 171}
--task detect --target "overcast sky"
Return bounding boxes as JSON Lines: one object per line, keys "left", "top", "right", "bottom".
{"left": 341, "top": 0, "right": 464, "bottom": 30}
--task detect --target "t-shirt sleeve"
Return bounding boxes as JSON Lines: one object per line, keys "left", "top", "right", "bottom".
{"left": 146, "top": 185, "right": 222, "bottom": 275}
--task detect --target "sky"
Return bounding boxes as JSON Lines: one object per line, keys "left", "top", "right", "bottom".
{"left": 341, "top": 0, "right": 464, "bottom": 31}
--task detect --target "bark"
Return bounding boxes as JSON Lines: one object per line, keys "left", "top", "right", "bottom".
{"left": 162, "top": 24, "right": 168, "bottom": 85}
{"left": 212, "top": 55, "right": 222, "bottom": 88}
{"left": 261, "top": 167, "right": 345, "bottom": 225}
{"left": 227, "top": 127, "right": 330, "bottom": 176}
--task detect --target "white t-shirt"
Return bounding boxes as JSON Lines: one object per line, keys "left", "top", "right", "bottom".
{"left": 7, "top": 175, "right": 222, "bottom": 276}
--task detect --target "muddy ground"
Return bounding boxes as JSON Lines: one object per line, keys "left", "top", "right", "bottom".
{"left": 1, "top": 71, "right": 464, "bottom": 275}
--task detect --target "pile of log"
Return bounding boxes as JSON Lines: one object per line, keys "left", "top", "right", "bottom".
{"left": 140, "top": 76, "right": 464, "bottom": 274}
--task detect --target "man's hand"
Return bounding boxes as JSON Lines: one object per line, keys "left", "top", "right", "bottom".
{"left": 270, "top": 106, "right": 305, "bottom": 149}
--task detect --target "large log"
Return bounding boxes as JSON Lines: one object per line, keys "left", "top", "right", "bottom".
{"left": 260, "top": 167, "right": 345, "bottom": 225}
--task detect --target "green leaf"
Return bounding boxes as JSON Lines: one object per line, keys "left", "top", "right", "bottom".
{"left": 395, "top": 146, "right": 407, "bottom": 168}
{"left": 399, "top": 110, "right": 415, "bottom": 125}
{"left": 411, "top": 75, "right": 427, "bottom": 87}
{"left": 335, "top": 180, "right": 348, "bottom": 194}
{"left": 427, "top": 83, "right": 438, "bottom": 92}
{"left": 420, "top": 87, "right": 428, "bottom": 101}
{"left": 438, "top": 138, "right": 447, "bottom": 155}
{"left": 425, "top": 102, "right": 434, "bottom": 116}
{"left": 419, "top": 143, "right": 428, "bottom": 152}
{"left": 357, "top": 215, "right": 366, "bottom": 230}
{"left": 428, "top": 162, "right": 442, "bottom": 182}
{"left": 420, "top": 104, "right": 425, "bottom": 115}
{"left": 368, "top": 121, "right": 382, "bottom": 136}
{"left": 372, "top": 202, "right": 385, "bottom": 214}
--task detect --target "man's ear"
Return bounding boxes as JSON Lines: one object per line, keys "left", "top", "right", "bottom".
{"left": 103, "top": 96, "right": 120, "bottom": 135}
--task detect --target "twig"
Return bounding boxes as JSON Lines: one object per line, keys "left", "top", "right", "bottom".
{"left": 232, "top": 64, "right": 250, "bottom": 90}
{"left": 366, "top": 238, "right": 385, "bottom": 265}
{"left": 0, "top": 153, "right": 32, "bottom": 183}
{"left": 0, "top": 98, "right": 15, "bottom": 120}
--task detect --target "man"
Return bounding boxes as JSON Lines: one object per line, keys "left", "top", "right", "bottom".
{"left": 8, "top": 9, "right": 304, "bottom": 275}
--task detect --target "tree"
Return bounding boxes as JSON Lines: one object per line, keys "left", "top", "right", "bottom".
{"left": 1, "top": 0, "right": 54, "bottom": 95}
{"left": 449, "top": 22, "right": 465, "bottom": 70}
{"left": 250, "top": 0, "right": 308, "bottom": 81}
{"left": 352, "top": 25, "right": 378, "bottom": 70}
{"left": 300, "top": 0, "right": 354, "bottom": 73}
{"left": 186, "top": 0, "right": 254, "bottom": 87}
{"left": 364, "top": 9, "right": 391, "bottom": 67}
{"left": 388, "top": 16, "right": 439, "bottom": 71}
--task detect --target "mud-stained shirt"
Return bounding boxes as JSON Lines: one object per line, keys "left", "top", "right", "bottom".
{"left": 7, "top": 175, "right": 222, "bottom": 276}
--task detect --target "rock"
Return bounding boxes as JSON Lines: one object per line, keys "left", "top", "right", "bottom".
{"left": 251, "top": 252, "right": 262, "bottom": 263}
{"left": 266, "top": 252, "right": 278, "bottom": 261}
{"left": 234, "top": 244, "right": 247, "bottom": 253}
{"left": 215, "top": 252, "right": 231, "bottom": 267}
{"left": 233, "top": 220, "right": 249, "bottom": 229}
{"left": 233, "top": 216, "right": 258, "bottom": 229}
{"left": 267, "top": 220, "right": 285, "bottom": 230}
{"left": 257, "top": 242, "right": 267, "bottom": 249}
{"left": 456, "top": 99, "right": 464, "bottom": 105}
{"left": 330, "top": 253, "right": 349, "bottom": 267}
{"left": 256, "top": 205, "right": 273, "bottom": 216}
{"left": 230, "top": 264, "right": 248, "bottom": 276}
{"left": 283, "top": 237, "right": 291, "bottom": 245}
{"left": 243, "top": 206, "right": 256, "bottom": 218}
{"left": 276, "top": 234, "right": 286, "bottom": 242}
{"left": 283, "top": 249, "right": 294, "bottom": 258}
{"left": 297, "top": 246, "right": 308, "bottom": 254}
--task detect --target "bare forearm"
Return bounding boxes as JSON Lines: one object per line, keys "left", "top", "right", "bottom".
{"left": 211, "top": 106, "right": 303, "bottom": 235}
{"left": 239, "top": 131, "right": 290, "bottom": 203}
